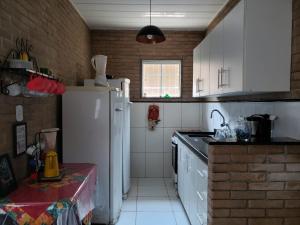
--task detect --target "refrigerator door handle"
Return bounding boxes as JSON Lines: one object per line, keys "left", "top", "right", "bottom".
{"left": 115, "top": 108, "right": 124, "bottom": 112}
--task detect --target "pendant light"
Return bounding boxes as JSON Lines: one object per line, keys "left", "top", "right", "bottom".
{"left": 136, "top": 0, "right": 166, "bottom": 44}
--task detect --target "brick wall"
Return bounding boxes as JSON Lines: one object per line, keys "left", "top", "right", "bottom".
{"left": 208, "top": 145, "right": 300, "bottom": 225}
{"left": 0, "top": 0, "right": 91, "bottom": 180}
{"left": 91, "top": 30, "right": 204, "bottom": 102}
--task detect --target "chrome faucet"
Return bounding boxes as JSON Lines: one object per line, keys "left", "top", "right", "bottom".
{"left": 210, "top": 109, "right": 226, "bottom": 127}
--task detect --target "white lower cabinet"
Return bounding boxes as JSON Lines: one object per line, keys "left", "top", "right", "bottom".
{"left": 177, "top": 140, "right": 208, "bottom": 225}
{"left": 177, "top": 141, "right": 185, "bottom": 205}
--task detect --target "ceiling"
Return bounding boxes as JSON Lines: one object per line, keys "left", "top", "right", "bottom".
{"left": 70, "top": 0, "right": 229, "bottom": 31}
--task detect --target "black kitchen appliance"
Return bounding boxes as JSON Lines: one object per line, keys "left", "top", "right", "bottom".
{"left": 246, "top": 114, "right": 273, "bottom": 140}
{"left": 171, "top": 137, "right": 178, "bottom": 182}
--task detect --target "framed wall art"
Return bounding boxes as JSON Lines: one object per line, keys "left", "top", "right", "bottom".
{"left": 13, "top": 122, "right": 27, "bottom": 157}
{"left": 0, "top": 154, "right": 17, "bottom": 197}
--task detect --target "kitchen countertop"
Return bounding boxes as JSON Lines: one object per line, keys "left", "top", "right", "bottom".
{"left": 175, "top": 130, "right": 300, "bottom": 145}
{"left": 202, "top": 136, "right": 300, "bottom": 145}
{"left": 174, "top": 130, "right": 300, "bottom": 163}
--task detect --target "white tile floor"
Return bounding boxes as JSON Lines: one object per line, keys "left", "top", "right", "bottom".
{"left": 116, "top": 178, "right": 191, "bottom": 225}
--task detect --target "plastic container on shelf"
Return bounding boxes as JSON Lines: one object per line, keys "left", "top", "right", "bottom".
{"left": 9, "top": 59, "right": 33, "bottom": 70}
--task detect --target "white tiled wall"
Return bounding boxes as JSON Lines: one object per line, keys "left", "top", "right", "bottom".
{"left": 131, "top": 101, "right": 300, "bottom": 178}
{"left": 201, "top": 102, "right": 300, "bottom": 140}
{"left": 130, "top": 103, "right": 202, "bottom": 178}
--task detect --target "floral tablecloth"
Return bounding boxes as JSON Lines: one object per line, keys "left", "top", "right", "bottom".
{"left": 0, "top": 163, "right": 96, "bottom": 225}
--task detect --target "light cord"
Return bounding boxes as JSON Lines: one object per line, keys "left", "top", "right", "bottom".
{"left": 150, "top": 0, "right": 152, "bottom": 25}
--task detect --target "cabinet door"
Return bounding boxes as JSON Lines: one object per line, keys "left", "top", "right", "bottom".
{"left": 189, "top": 154, "right": 200, "bottom": 225}
{"left": 199, "top": 38, "right": 210, "bottom": 96}
{"left": 187, "top": 150, "right": 194, "bottom": 218}
{"left": 209, "top": 22, "right": 224, "bottom": 95}
{"left": 183, "top": 147, "right": 190, "bottom": 212}
{"left": 193, "top": 45, "right": 201, "bottom": 97}
{"left": 195, "top": 158, "right": 208, "bottom": 225}
{"left": 222, "top": 0, "right": 244, "bottom": 93}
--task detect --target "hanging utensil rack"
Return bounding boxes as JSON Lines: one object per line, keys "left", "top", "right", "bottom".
{"left": 0, "top": 37, "right": 64, "bottom": 96}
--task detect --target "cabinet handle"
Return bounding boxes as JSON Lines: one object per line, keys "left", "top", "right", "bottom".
{"left": 220, "top": 68, "right": 230, "bottom": 87}
{"left": 196, "top": 78, "right": 204, "bottom": 92}
{"left": 221, "top": 68, "right": 223, "bottom": 86}
{"left": 186, "top": 155, "right": 189, "bottom": 172}
{"left": 196, "top": 213, "right": 204, "bottom": 225}
{"left": 197, "top": 191, "right": 204, "bottom": 201}
{"left": 197, "top": 169, "right": 204, "bottom": 177}
{"left": 217, "top": 69, "right": 221, "bottom": 89}
{"left": 196, "top": 78, "right": 200, "bottom": 93}
{"left": 187, "top": 156, "right": 192, "bottom": 172}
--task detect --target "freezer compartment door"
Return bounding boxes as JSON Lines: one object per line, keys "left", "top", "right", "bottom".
{"left": 122, "top": 82, "right": 131, "bottom": 196}
{"left": 62, "top": 89, "right": 110, "bottom": 224}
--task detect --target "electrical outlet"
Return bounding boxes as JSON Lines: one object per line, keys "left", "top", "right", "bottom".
{"left": 16, "top": 105, "right": 23, "bottom": 122}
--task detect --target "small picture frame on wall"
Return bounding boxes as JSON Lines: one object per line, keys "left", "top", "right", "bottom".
{"left": 0, "top": 154, "right": 17, "bottom": 198}
{"left": 13, "top": 122, "right": 27, "bottom": 157}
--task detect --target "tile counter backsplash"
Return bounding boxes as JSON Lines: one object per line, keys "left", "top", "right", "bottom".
{"left": 201, "top": 102, "right": 300, "bottom": 140}
{"left": 130, "top": 103, "right": 202, "bottom": 178}
{"left": 130, "top": 101, "right": 300, "bottom": 178}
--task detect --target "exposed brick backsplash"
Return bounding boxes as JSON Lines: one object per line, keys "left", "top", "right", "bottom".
{"left": 91, "top": 30, "right": 205, "bottom": 102}
{"left": 0, "top": 0, "right": 91, "bottom": 180}
{"left": 208, "top": 145, "right": 300, "bottom": 225}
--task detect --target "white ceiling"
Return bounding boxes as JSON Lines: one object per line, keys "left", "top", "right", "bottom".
{"left": 70, "top": 0, "right": 229, "bottom": 31}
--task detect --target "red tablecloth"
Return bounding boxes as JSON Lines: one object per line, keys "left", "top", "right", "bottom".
{"left": 0, "top": 163, "right": 96, "bottom": 225}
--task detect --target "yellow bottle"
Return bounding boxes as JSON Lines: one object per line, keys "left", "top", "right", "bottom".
{"left": 44, "top": 150, "right": 59, "bottom": 178}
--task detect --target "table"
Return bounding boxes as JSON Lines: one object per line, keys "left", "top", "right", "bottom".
{"left": 0, "top": 163, "right": 96, "bottom": 225}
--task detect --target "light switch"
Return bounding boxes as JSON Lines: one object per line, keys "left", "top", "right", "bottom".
{"left": 16, "top": 105, "right": 23, "bottom": 122}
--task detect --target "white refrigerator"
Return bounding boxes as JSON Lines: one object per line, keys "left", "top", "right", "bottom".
{"left": 62, "top": 86, "right": 123, "bottom": 225}
{"left": 108, "top": 79, "right": 131, "bottom": 198}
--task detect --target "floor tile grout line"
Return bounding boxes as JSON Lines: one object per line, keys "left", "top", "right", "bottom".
{"left": 168, "top": 179, "right": 179, "bottom": 225}
{"left": 135, "top": 178, "right": 139, "bottom": 225}
{"left": 163, "top": 178, "right": 179, "bottom": 225}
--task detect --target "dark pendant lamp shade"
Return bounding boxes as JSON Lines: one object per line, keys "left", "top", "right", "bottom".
{"left": 136, "top": 0, "right": 166, "bottom": 44}
{"left": 136, "top": 25, "right": 166, "bottom": 44}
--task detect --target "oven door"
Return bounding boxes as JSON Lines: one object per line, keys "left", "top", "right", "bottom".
{"left": 171, "top": 141, "right": 178, "bottom": 174}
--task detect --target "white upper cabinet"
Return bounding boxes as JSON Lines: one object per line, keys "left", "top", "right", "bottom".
{"left": 242, "top": 0, "right": 292, "bottom": 93}
{"left": 209, "top": 22, "right": 224, "bottom": 95}
{"left": 199, "top": 38, "right": 210, "bottom": 96}
{"left": 193, "top": 0, "right": 292, "bottom": 97}
{"left": 193, "top": 45, "right": 201, "bottom": 97}
{"left": 222, "top": 0, "right": 244, "bottom": 93}
{"left": 193, "top": 37, "right": 211, "bottom": 97}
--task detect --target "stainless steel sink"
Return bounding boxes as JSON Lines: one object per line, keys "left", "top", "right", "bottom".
{"left": 188, "top": 134, "right": 214, "bottom": 138}
{"left": 178, "top": 131, "right": 215, "bottom": 157}
{"left": 179, "top": 131, "right": 215, "bottom": 138}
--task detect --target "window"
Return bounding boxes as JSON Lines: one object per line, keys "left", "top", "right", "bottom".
{"left": 142, "top": 60, "right": 181, "bottom": 98}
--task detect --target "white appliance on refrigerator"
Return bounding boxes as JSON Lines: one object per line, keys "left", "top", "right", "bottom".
{"left": 62, "top": 86, "right": 123, "bottom": 225}
{"left": 108, "top": 78, "right": 131, "bottom": 198}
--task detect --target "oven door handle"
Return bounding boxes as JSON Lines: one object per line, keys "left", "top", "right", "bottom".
{"left": 171, "top": 142, "right": 178, "bottom": 173}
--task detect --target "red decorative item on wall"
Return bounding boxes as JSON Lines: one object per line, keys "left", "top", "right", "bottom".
{"left": 26, "top": 72, "right": 65, "bottom": 95}
{"left": 148, "top": 104, "right": 160, "bottom": 130}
